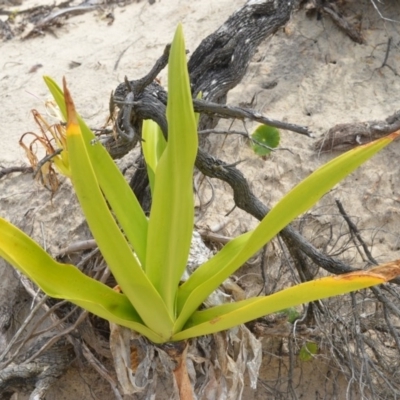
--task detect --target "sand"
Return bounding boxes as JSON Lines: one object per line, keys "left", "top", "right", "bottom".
{"left": 1, "top": 0, "right": 400, "bottom": 398}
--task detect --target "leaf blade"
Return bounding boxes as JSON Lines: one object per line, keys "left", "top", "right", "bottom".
{"left": 142, "top": 119, "right": 167, "bottom": 196}
{"left": 145, "top": 24, "right": 198, "bottom": 315}
{"left": 173, "top": 265, "right": 399, "bottom": 341}
{"left": 0, "top": 218, "right": 165, "bottom": 343}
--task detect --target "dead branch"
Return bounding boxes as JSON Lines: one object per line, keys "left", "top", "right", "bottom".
{"left": 0, "top": 253, "right": 111, "bottom": 398}
{"left": 314, "top": 110, "right": 400, "bottom": 152}
{"left": 313, "top": 0, "right": 364, "bottom": 44}
{"left": 23, "top": 4, "right": 97, "bottom": 39}
{"left": 335, "top": 199, "right": 377, "bottom": 265}
{"left": 0, "top": 165, "right": 33, "bottom": 180}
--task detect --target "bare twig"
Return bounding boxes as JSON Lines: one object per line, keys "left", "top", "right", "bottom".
{"left": 335, "top": 199, "right": 378, "bottom": 265}
{"left": 194, "top": 99, "right": 312, "bottom": 136}
{"left": 23, "top": 4, "right": 97, "bottom": 39}
{"left": 134, "top": 44, "right": 171, "bottom": 94}
{"left": 0, "top": 165, "right": 33, "bottom": 179}
{"left": 0, "top": 295, "right": 48, "bottom": 367}
{"left": 381, "top": 37, "right": 392, "bottom": 68}
{"left": 114, "top": 43, "right": 133, "bottom": 71}
{"left": 22, "top": 310, "right": 88, "bottom": 364}
{"left": 369, "top": 0, "right": 400, "bottom": 23}
{"left": 33, "top": 148, "right": 63, "bottom": 179}
{"left": 198, "top": 229, "right": 233, "bottom": 245}
{"left": 199, "top": 128, "right": 294, "bottom": 153}
{"left": 57, "top": 239, "right": 97, "bottom": 256}
{"left": 81, "top": 342, "right": 123, "bottom": 400}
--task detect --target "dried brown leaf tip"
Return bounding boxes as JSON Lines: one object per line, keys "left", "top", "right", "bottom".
{"left": 369, "top": 260, "right": 400, "bottom": 281}
{"left": 388, "top": 130, "right": 400, "bottom": 141}
{"left": 19, "top": 109, "right": 66, "bottom": 193}
{"left": 63, "top": 78, "right": 74, "bottom": 124}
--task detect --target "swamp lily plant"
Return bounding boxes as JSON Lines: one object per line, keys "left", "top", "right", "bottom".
{"left": 1, "top": 25, "right": 400, "bottom": 344}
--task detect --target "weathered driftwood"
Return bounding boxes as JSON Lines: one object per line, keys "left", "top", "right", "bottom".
{"left": 0, "top": 336, "right": 74, "bottom": 400}
{"left": 306, "top": 0, "right": 364, "bottom": 44}
{"left": 314, "top": 110, "right": 400, "bottom": 152}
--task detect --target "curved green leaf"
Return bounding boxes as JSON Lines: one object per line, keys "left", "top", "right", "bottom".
{"left": 173, "top": 269, "right": 392, "bottom": 341}
{"left": 0, "top": 218, "right": 165, "bottom": 343}
{"left": 145, "top": 24, "right": 198, "bottom": 315}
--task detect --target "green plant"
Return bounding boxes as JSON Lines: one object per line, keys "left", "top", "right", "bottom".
{"left": 299, "top": 342, "right": 319, "bottom": 362}
{"left": 0, "top": 25, "right": 399, "bottom": 344}
{"left": 251, "top": 124, "right": 280, "bottom": 156}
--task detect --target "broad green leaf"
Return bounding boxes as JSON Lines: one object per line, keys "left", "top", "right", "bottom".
{"left": 0, "top": 218, "right": 164, "bottom": 343}
{"left": 172, "top": 266, "right": 397, "bottom": 341}
{"left": 251, "top": 125, "right": 280, "bottom": 156}
{"left": 43, "top": 76, "right": 148, "bottom": 266}
{"left": 142, "top": 119, "right": 167, "bottom": 195}
{"left": 145, "top": 24, "right": 198, "bottom": 316}
{"left": 176, "top": 132, "right": 400, "bottom": 328}
{"left": 63, "top": 80, "right": 173, "bottom": 339}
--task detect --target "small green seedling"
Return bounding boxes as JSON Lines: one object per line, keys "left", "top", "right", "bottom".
{"left": 0, "top": 25, "right": 399, "bottom": 344}
{"left": 251, "top": 124, "right": 280, "bottom": 156}
{"left": 299, "top": 342, "right": 319, "bottom": 362}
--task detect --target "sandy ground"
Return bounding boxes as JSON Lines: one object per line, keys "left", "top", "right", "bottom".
{"left": 1, "top": 0, "right": 245, "bottom": 163}
{"left": 1, "top": 0, "right": 400, "bottom": 399}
